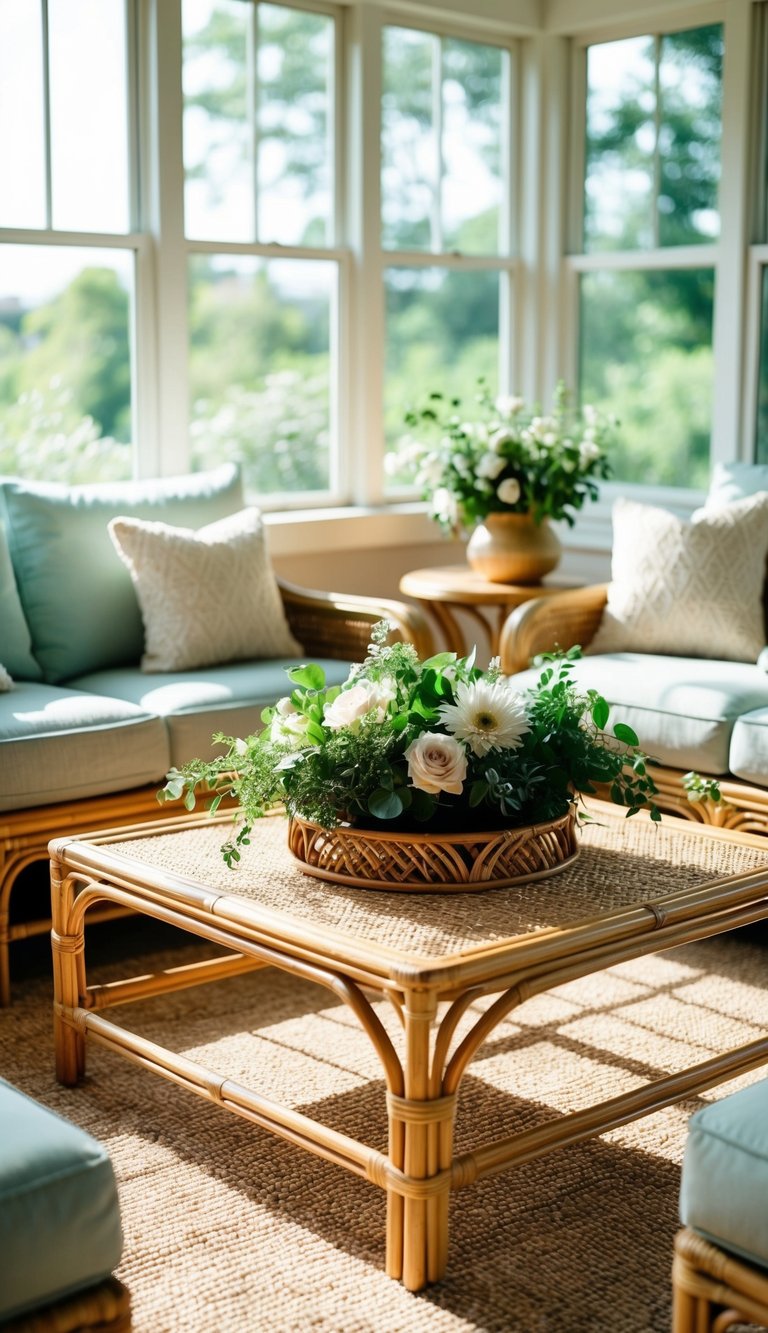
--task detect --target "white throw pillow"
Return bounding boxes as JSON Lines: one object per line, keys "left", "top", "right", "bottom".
{"left": 108, "top": 507, "right": 302, "bottom": 672}
{"left": 589, "top": 493, "right": 768, "bottom": 663}
{"left": 0, "top": 664, "right": 13, "bottom": 691}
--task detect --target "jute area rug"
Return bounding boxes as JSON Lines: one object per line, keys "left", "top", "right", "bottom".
{"left": 3, "top": 914, "right": 768, "bottom": 1333}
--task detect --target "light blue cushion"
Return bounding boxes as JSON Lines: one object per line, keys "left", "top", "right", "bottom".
{"left": 707, "top": 461, "right": 768, "bottom": 505}
{"left": 0, "top": 1077, "right": 123, "bottom": 1322}
{"left": 680, "top": 1079, "right": 768, "bottom": 1271}
{"left": 507, "top": 654, "right": 768, "bottom": 773}
{"left": 0, "top": 519, "right": 41, "bottom": 681}
{"left": 0, "top": 681, "right": 169, "bottom": 811}
{"left": 729, "top": 706, "right": 768, "bottom": 784}
{"left": 70, "top": 658, "right": 351, "bottom": 767}
{"left": 0, "top": 464, "right": 244, "bottom": 683}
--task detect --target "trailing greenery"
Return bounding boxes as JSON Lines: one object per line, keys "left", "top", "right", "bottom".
{"left": 160, "top": 624, "right": 663, "bottom": 868}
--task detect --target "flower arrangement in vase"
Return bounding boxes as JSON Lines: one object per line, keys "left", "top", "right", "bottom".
{"left": 387, "top": 380, "right": 617, "bottom": 582}
{"left": 160, "top": 622, "right": 665, "bottom": 890}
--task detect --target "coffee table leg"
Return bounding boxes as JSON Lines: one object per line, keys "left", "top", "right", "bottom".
{"left": 50, "top": 857, "right": 86, "bottom": 1085}
{"left": 387, "top": 991, "right": 454, "bottom": 1292}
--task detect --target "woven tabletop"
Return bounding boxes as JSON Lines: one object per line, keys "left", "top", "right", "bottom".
{"left": 99, "top": 807, "right": 768, "bottom": 962}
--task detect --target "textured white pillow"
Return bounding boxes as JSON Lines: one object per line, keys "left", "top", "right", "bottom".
{"left": 0, "top": 664, "right": 13, "bottom": 691}
{"left": 108, "top": 508, "right": 301, "bottom": 672}
{"left": 589, "top": 493, "right": 768, "bottom": 663}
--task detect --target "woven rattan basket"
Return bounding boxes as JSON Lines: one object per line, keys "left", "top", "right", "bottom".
{"left": 286, "top": 808, "right": 579, "bottom": 893}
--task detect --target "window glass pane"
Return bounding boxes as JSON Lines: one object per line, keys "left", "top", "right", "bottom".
{"left": 188, "top": 255, "right": 334, "bottom": 495}
{"left": 584, "top": 25, "right": 722, "bottom": 252}
{"left": 755, "top": 268, "right": 768, "bottom": 462}
{"left": 382, "top": 27, "right": 507, "bottom": 255}
{"left": 579, "top": 268, "right": 714, "bottom": 488}
{"left": 0, "top": 247, "right": 133, "bottom": 482}
{"left": 258, "top": 4, "right": 333, "bottom": 246}
{"left": 442, "top": 38, "right": 504, "bottom": 255}
{"left": 584, "top": 36, "right": 655, "bottom": 252}
{"left": 48, "top": 0, "right": 130, "bottom": 233}
{"left": 0, "top": 0, "right": 46, "bottom": 228}
{"left": 183, "top": 0, "right": 253, "bottom": 242}
{"left": 658, "top": 26, "right": 722, "bottom": 245}
{"left": 382, "top": 27, "right": 436, "bottom": 251}
{"left": 383, "top": 266, "right": 500, "bottom": 477}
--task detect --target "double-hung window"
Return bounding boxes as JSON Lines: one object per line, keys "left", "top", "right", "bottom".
{"left": 380, "top": 21, "right": 514, "bottom": 482}
{"left": 182, "top": 0, "right": 339, "bottom": 501}
{"left": 0, "top": 0, "right": 136, "bottom": 482}
{"left": 567, "top": 22, "right": 724, "bottom": 492}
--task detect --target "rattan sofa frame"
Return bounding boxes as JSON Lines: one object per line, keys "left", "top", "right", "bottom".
{"left": 0, "top": 581, "right": 432, "bottom": 1006}
{"left": 672, "top": 1227, "right": 768, "bottom": 1332}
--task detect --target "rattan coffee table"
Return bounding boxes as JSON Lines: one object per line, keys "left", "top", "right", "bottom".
{"left": 50, "top": 804, "right": 768, "bottom": 1292}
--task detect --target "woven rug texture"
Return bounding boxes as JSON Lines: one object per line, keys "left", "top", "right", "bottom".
{"left": 3, "top": 917, "right": 768, "bottom": 1333}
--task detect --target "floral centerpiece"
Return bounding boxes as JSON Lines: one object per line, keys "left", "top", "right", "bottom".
{"left": 388, "top": 380, "right": 617, "bottom": 583}
{"left": 161, "top": 622, "right": 662, "bottom": 888}
{"left": 391, "top": 379, "right": 615, "bottom": 535}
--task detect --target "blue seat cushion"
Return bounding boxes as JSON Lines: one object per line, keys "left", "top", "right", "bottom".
{"left": 69, "top": 658, "right": 351, "bottom": 767}
{"left": 680, "top": 1079, "right": 768, "bottom": 1270}
{"left": 729, "top": 706, "right": 768, "bottom": 785}
{"left": 0, "top": 681, "right": 169, "bottom": 812}
{"left": 0, "top": 1078, "right": 123, "bottom": 1322}
{"left": 508, "top": 653, "right": 768, "bottom": 774}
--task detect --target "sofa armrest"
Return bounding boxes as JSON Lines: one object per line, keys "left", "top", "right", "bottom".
{"left": 277, "top": 578, "right": 435, "bottom": 662}
{"left": 499, "top": 584, "right": 609, "bottom": 674}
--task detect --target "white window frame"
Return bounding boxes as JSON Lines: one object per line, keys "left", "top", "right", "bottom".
{"left": 555, "top": 0, "right": 761, "bottom": 554}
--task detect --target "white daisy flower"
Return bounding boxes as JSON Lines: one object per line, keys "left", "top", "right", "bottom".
{"left": 438, "top": 679, "right": 530, "bottom": 757}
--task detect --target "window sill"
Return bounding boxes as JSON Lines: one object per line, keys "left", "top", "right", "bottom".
{"left": 263, "top": 502, "right": 448, "bottom": 557}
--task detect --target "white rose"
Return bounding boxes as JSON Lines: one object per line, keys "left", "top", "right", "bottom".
{"left": 415, "top": 454, "right": 444, "bottom": 487}
{"left": 578, "top": 439, "right": 602, "bottom": 467}
{"left": 495, "top": 394, "right": 524, "bottom": 416}
{"left": 431, "top": 487, "right": 458, "bottom": 526}
{"left": 489, "top": 427, "right": 514, "bottom": 453}
{"left": 323, "top": 679, "right": 394, "bottom": 731}
{"left": 404, "top": 732, "right": 467, "bottom": 795}
{"left": 497, "top": 477, "right": 521, "bottom": 504}
{"left": 270, "top": 697, "right": 310, "bottom": 744}
{"left": 476, "top": 451, "right": 506, "bottom": 480}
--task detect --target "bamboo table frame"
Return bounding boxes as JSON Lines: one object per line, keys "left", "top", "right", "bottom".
{"left": 398, "top": 566, "right": 578, "bottom": 658}
{"left": 50, "top": 807, "right": 768, "bottom": 1293}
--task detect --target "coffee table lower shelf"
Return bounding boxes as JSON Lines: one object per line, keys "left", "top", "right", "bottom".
{"left": 49, "top": 808, "right": 768, "bottom": 1292}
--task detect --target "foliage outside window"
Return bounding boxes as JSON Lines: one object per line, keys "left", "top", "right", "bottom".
{"left": 0, "top": 0, "right": 134, "bottom": 482}
{"left": 576, "top": 24, "right": 722, "bottom": 489}
{"left": 182, "top": 0, "right": 337, "bottom": 499}
{"left": 381, "top": 25, "right": 510, "bottom": 477}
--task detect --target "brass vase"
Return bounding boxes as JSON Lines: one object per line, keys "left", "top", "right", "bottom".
{"left": 466, "top": 512, "right": 562, "bottom": 584}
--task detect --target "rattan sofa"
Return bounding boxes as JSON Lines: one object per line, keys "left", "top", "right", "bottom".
{"left": 499, "top": 580, "right": 768, "bottom": 834}
{"left": 0, "top": 465, "right": 432, "bottom": 1004}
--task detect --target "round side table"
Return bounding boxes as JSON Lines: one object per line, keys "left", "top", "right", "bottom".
{"left": 399, "top": 566, "right": 576, "bottom": 658}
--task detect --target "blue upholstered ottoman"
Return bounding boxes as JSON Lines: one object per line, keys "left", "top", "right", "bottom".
{"left": 0, "top": 1078, "right": 128, "bottom": 1329}
{"left": 673, "top": 1078, "right": 768, "bottom": 1332}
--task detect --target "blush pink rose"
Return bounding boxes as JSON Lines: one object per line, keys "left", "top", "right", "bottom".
{"left": 404, "top": 732, "right": 467, "bottom": 795}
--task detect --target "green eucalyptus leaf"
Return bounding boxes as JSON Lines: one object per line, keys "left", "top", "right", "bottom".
{"left": 592, "top": 697, "right": 610, "bottom": 730}
{"left": 368, "top": 789, "right": 403, "bottom": 820}
{"left": 288, "top": 663, "right": 326, "bottom": 691}
{"left": 613, "top": 722, "right": 639, "bottom": 747}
